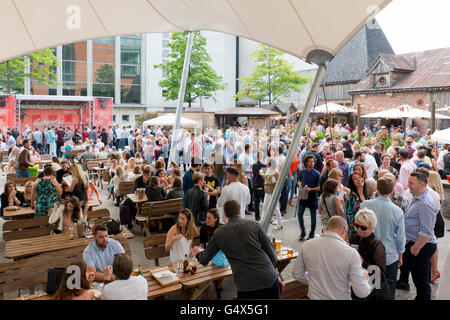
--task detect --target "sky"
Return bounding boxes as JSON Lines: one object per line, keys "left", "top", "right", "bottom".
{"left": 376, "top": 0, "right": 450, "bottom": 54}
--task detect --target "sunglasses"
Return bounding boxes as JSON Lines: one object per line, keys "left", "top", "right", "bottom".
{"left": 354, "top": 223, "right": 368, "bottom": 231}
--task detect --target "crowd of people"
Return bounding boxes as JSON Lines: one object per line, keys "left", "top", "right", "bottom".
{"left": 1, "top": 119, "right": 449, "bottom": 300}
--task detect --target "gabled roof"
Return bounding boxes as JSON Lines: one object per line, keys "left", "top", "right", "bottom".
{"left": 261, "top": 103, "right": 296, "bottom": 115}
{"left": 324, "top": 20, "right": 394, "bottom": 84}
{"left": 350, "top": 47, "right": 450, "bottom": 93}
{"left": 367, "top": 53, "right": 415, "bottom": 74}
{"left": 215, "top": 107, "right": 280, "bottom": 116}
{"left": 236, "top": 96, "right": 258, "bottom": 107}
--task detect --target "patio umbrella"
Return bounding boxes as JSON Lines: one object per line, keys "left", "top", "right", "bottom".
{"left": 361, "top": 105, "right": 450, "bottom": 119}
{"left": 431, "top": 128, "right": 450, "bottom": 144}
{"left": 142, "top": 113, "right": 197, "bottom": 128}
{"left": 312, "top": 102, "right": 356, "bottom": 113}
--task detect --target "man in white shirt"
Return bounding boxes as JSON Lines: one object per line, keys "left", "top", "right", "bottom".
{"left": 362, "top": 147, "right": 378, "bottom": 179}
{"left": 102, "top": 253, "right": 148, "bottom": 300}
{"left": 292, "top": 216, "right": 372, "bottom": 300}
{"left": 217, "top": 167, "right": 250, "bottom": 221}
{"left": 398, "top": 149, "right": 417, "bottom": 189}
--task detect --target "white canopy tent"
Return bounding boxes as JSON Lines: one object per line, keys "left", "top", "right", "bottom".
{"left": 0, "top": 0, "right": 390, "bottom": 63}
{"left": 361, "top": 105, "right": 450, "bottom": 119}
{"left": 431, "top": 128, "right": 450, "bottom": 144}
{"left": 312, "top": 102, "right": 356, "bottom": 114}
{"left": 142, "top": 113, "right": 197, "bottom": 128}
{"left": 1, "top": 0, "right": 393, "bottom": 233}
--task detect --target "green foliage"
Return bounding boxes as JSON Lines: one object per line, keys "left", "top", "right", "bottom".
{"left": 0, "top": 49, "right": 58, "bottom": 93}
{"left": 136, "top": 112, "right": 158, "bottom": 127}
{"left": 93, "top": 64, "right": 115, "bottom": 97}
{"left": 154, "top": 31, "right": 227, "bottom": 107}
{"left": 235, "top": 44, "right": 312, "bottom": 104}
{"left": 379, "top": 135, "right": 392, "bottom": 150}
{"left": 312, "top": 130, "right": 325, "bottom": 143}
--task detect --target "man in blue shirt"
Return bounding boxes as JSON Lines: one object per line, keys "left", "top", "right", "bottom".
{"left": 397, "top": 171, "right": 437, "bottom": 300}
{"left": 83, "top": 225, "right": 125, "bottom": 281}
{"left": 47, "top": 127, "right": 57, "bottom": 157}
{"left": 183, "top": 158, "right": 202, "bottom": 206}
{"left": 360, "top": 176, "right": 405, "bottom": 298}
{"left": 6, "top": 131, "right": 16, "bottom": 150}
{"left": 297, "top": 154, "right": 321, "bottom": 241}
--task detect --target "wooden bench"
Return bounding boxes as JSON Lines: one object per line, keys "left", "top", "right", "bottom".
{"left": 136, "top": 198, "right": 183, "bottom": 236}
{"left": 39, "top": 155, "right": 51, "bottom": 161}
{"left": 8, "top": 176, "right": 37, "bottom": 186}
{"left": 280, "top": 279, "right": 309, "bottom": 300}
{"left": 0, "top": 236, "right": 131, "bottom": 300}
{"left": 117, "top": 181, "right": 135, "bottom": 203}
{"left": 86, "top": 208, "right": 110, "bottom": 226}
{"left": 143, "top": 231, "right": 201, "bottom": 267}
{"left": 2, "top": 216, "right": 56, "bottom": 242}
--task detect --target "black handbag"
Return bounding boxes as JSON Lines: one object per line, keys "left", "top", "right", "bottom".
{"left": 368, "top": 273, "right": 394, "bottom": 300}
{"left": 434, "top": 211, "right": 445, "bottom": 238}
{"left": 45, "top": 268, "right": 66, "bottom": 294}
{"left": 102, "top": 219, "right": 121, "bottom": 235}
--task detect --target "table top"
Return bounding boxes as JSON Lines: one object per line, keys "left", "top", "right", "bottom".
{"left": 87, "top": 199, "right": 101, "bottom": 208}
{"left": 277, "top": 247, "right": 299, "bottom": 262}
{"left": 5, "top": 231, "right": 132, "bottom": 259}
{"left": 92, "top": 166, "right": 109, "bottom": 171}
{"left": 127, "top": 193, "right": 148, "bottom": 203}
{"left": 141, "top": 267, "right": 183, "bottom": 299}
{"left": 2, "top": 206, "right": 35, "bottom": 218}
{"left": 177, "top": 263, "right": 232, "bottom": 289}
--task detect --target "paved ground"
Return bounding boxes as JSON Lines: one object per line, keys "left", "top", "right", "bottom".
{"left": 0, "top": 172, "right": 449, "bottom": 300}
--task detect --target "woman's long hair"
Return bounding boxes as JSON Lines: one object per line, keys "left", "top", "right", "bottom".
{"left": 322, "top": 178, "right": 339, "bottom": 200}
{"left": 54, "top": 260, "right": 91, "bottom": 300}
{"left": 70, "top": 163, "right": 88, "bottom": 188}
{"left": 428, "top": 171, "right": 444, "bottom": 201}
{"left": 348, "top": 172, "right": 368, "bottom": 199}
{"left": 64, "top": 196, "right": 81, "bottom": 223}
{"left": 4, "top": 181, "right": 16, "bottom": 198}
{"left": 176, "top": 208, "right": 199, "bottom": 240}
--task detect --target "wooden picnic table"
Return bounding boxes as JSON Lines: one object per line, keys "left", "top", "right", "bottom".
{"left": 91, "top": 166, "right": 109, "bottom": 188}
{"left": 5, "top": 230, "right": 133, "bottom": 260}
{"left": 127, "top": 193, "right": 148, "bottom": 216}
{"left": 2, "top": 207, "right": 35, "bottom": 219}
{"left": 277, "top": 247, "right": 299, "bottom": 273}
{"left": 87, "top": 199, "right": 101, "bottom": 211}
{"left": 178, "top": 263, "right": 233, "bottom": 300}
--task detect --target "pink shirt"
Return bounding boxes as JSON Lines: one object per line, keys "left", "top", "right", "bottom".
{"left": 399, "top": 160, "right": 417, "bottom": 189}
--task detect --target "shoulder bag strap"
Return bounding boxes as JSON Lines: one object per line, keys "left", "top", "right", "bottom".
{"left": 322, "top": 196, "right": 332, "bottom": 219}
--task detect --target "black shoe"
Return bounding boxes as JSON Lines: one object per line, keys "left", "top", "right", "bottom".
{"left": 127, "top": 224, "right": 133, "bottom": 230}
{"left": 245, "top": 211, "right": 252, "bottom": 215}
{"left": 299, "top": 233, "right": 306, "bottom": 241}
{"left": 307, "top": 234, "right": 315, "bottom": 240}
{"left": 255, "top": 217, "right": 261, "bottom": 222}
{"left": 215, "top": 287, "right": 223, "bottom": 300}
{"left": 396, "top": 281, "right": 410, "bottom": 291}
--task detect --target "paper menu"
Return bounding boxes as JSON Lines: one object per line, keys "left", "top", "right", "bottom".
{"left": 150, "top": 266, "right": 180, "bottom": 287}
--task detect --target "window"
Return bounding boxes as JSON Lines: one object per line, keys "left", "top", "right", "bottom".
{"left": 113, "top": 115, "right": 116, "bottom": 122}
{"left": 62, "top": 41, "right": 88, "bottom": 97}
{"left": 161, "top": 33, "right": 172, "bottom": 79}
{"left": 93, "top": 37, "right": 115, "bottom": 99}
{"left": 122, "top": 115, "right": 129, "bottom": 122}
{"left": 30, "top": 48, "right": 57, "bottom": 95}
{"left": 120, "top": 35, "right": 141, "bottom": 104}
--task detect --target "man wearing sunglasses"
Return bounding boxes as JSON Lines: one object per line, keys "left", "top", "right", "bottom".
{"left": 292, "top": 216, "right": 372, "bottom": 300}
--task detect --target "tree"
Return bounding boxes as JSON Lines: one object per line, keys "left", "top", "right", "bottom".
{"left": 235, "top": 44, "right": 312, "bottom": 104}
{"left": 93, "top": 64, "right": 115, "bottom": 98}
{"left": 0, "top": 49, "right": 58, "bottom": 94}
{"left": 136, "top": 112, "right": 158, "bottom": 127}
{"left": 154, "top": 31, "right": 226, "bottom": 108}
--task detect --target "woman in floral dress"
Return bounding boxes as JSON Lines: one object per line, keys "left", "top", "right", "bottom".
{"left": 346, "top": 172, "right": 367, "bottom": 243}
{"left": 32, "top": 166, "right": 62, "bottom": 218}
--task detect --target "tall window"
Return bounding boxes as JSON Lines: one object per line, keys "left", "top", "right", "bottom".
{"left": 30, "top": 48, "right": 57, "bottom": 95}
{"left": 62, "top": 42, "right": 87, "bottom": 96}
{"left": 161, "top": 33, "right": 171, "bottom": 80}
{"left": 120, "top": 35, "right": 141, "bottom": 104}
{"left": 92, "top": 37, "right": 115, "bottom": 99}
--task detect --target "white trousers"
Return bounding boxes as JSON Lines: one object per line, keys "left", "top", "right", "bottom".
{"left": 262, "top": 193, "right": 283, "bottom": 226}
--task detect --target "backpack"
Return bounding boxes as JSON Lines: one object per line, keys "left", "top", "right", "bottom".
{"left": 414, "top": 160, "right": 430, "bottom": 170}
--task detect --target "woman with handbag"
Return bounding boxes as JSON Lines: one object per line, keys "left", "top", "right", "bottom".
{"left": 318, "top": 179, "right": 345, "bottom": 231}
{"left": 352, "top": 208, "right": 393, "bottom": 300}
{"left": 199, "top": 209, "right": 225, "bottom": 299}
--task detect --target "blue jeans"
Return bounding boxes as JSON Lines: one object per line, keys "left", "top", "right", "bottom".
{"left": 297, "top": 204, "right": 317, "bottom": 237}
{"left": 385, "top": 261, "right": 399, "bottom": 299}
{"left": 288, "top": 172, "right": 297, "bottom": 200}
{"left": 16, "top": 170, "right": 31, "bottom": 178}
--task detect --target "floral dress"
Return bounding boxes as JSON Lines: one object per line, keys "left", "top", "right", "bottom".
{"left": 345, "top": 191, "right": 363, "bottom": 241}
{"left": 35, "top": 179, "right": 59, "bottom": 218}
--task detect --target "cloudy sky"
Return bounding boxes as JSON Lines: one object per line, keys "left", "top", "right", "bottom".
{"left": 376, "top": 0, "right": 450, "bottom": 54}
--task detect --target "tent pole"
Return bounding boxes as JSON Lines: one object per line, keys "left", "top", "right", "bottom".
{"left": 431, "top": 101, "right": 436, "bottom": 133}
{"left": 168, "top": 31, "right": 194, "bottom": 165}
{"left": 261, "top": 50, "right": 331, "bottom": 233}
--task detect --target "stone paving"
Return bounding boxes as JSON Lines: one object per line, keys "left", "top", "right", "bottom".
{"left": 0, "top": 172, "right": 448, "bottom": 300}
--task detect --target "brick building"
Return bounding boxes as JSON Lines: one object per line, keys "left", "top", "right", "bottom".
{"left": 349, "top": 48, "right": 450, "bottom": 132}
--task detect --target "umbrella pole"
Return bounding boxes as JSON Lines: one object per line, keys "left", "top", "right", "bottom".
{"left": 168, "top": 31, "right": 194, "bottom": 165}
{"left": 261, "top": 49, "right": 332, "bottom": 233}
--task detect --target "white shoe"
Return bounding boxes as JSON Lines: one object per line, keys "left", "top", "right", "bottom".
{"left": 271, "top": 221, "right": 278, "bottom": 225}
{"left": 273, "top": 225, "right": 283, "bottom": 230}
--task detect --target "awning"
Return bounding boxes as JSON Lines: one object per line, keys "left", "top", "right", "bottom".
{"left": 143, "top": 113, "right": 197, "bottom": 128}
{"left": 362, "top": 105, "right": 450, "bottom": 119}
{"left": 431, "top": 128, "right": 450, "bottom": 144}
{"left": 1, "top": 0, "right": 391, "bottom": 62}
{"left": 311, "top": 102, "right": 356, "bottom": 114}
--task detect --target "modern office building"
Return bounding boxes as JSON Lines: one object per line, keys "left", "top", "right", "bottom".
{"left": 15, "top": 31, "right": 315, "bottom": 127}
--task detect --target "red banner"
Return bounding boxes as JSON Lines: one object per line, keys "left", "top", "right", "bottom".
{"left": 0, "top": 95, "right": 15, "bottom": 130}
{"left": 94, "top": 97, "right": 113, "bottom": 129}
